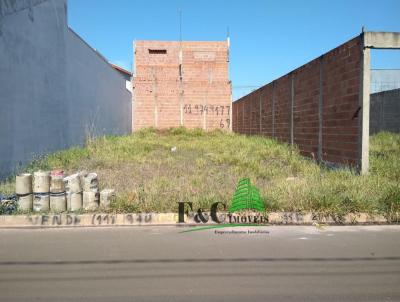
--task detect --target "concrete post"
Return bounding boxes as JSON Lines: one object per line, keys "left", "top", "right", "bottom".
{"left": 318, "top": 56, "right": 324, "bottom": 162}
{"left": 228, "top": 37, "right": 233, "bottom": 132}
{"left": 359, "top": 31, "right": 400, "bottom": 173}
{"left": 242, "top": 101, "right": 244, "bottom": 134}
{"left": 249, "top": 96, "right": 252, "bottom": 135}
{"left": 290, "top": 74, "right": 295, "bottom": 146}
{"left": 132, "top": 40, "right": 136, "bottom": 132}
{"left": 259, "top": 93, "right": 262, "bottom": 134}
{"left": 235, "top": 98, "right": 238, "bottom": 132}
{"left": 229, "top": 95, "right": 233, "bottom": 132}
{"left": 359, "top": 34, "right": 370, "bottom": 175}
{"left": 152, "top": 67, "right": 158, "bottom": 128}
{"left": 272, "top": 82, "right": 275, "bottom": 138}
{"left": 179, "top": 49, "right": 183, "bottom": 127}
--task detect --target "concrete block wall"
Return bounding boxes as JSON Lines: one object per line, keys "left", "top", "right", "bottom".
{"left": 133, "top": 41, "right": 231, "bottom": 131}
{"left": 0, "top": 0, "right": 131, "bottom": 178}
{"left": 233, "top": 36, "right": 362, "bottom": 167}
{"left": 370, "top": 88, "right": 400, "bottom": 134}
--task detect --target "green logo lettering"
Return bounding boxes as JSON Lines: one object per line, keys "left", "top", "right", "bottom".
{"left": 229, "top": 178, "right": 265, "bottom": 213}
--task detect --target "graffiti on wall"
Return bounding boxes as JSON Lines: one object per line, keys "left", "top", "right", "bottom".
{"left": 26, "top": 213, "right": 155, "bottom": 226}
{"left": 183, "top": 104, "right": 231, "bottom": 128}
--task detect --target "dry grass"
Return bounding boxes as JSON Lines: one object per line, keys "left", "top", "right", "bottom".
{"left": 1, "top": 128, "right": 399, "bottom": 219}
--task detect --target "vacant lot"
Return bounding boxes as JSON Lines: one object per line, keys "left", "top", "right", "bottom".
{"left": 1, "top": 128, "right": 399, "bottom": 218}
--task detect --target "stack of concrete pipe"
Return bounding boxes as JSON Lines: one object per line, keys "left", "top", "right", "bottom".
{"left": 83, "top": 173, "right": 100, "bottom": 210}
{"left": 49, "top": 170, "right": 67, "bottom": 213}
{"left": 16, "top": 173, "right": 33, "bottom": 211}
{"left": 33, "top": 171, "right": 50, "bottom": 212}
{"left": 64, "top": 173, "right": 83, "bottom": 211}
{"left": 14, "top": 170, "right": 114, "bottom": 212}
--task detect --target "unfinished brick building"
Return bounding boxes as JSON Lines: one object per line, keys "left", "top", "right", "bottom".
{"left": 133, "top": 40, "right": 231, "bottom": 130}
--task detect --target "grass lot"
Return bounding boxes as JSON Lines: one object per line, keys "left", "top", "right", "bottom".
{"left": 1, "top": 128, "right": 399, "bottom": 219}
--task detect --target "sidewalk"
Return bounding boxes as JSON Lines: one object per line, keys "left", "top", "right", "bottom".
{"left": 0, "top": 212, "right": 390, "bottom": 228}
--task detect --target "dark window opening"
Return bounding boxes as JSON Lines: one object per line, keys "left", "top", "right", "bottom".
{"left": 149, "top": 49, "right": 167, "bottom": 54}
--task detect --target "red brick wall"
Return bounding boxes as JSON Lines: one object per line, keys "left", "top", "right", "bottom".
{"left": 233, "top": 36, "right": 362, "bottom": 167}
{"left": 322, "top": 37, "right": 361, "bottom": 166}
{"left": 274, "top": 74, "right": 292, "bottom": 143}
{"left": 293, "top": 59, "right": 320, "bottom": 158}
{"left": 133, "top": 41, "right": 231, "bottom": 130}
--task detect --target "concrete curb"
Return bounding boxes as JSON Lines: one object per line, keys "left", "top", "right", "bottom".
{"left": 0, "top": 212, "right": 393, "bottom": 228}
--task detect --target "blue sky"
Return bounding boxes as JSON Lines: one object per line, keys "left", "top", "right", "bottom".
{"left": 68, "top": 0, "right": 400, "bottom": 100}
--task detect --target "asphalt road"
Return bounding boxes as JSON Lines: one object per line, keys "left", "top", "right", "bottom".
{"left": 0, "top": 225, "right": 399, "bottom": 302}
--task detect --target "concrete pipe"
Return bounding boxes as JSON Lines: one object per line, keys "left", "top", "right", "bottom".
{"left": 100, "top": 189, "right": 116, "bottom": 210}
{"left": 64, "top": 173, "right": 82, "bottom": 193}
{"left": 83, "top": 173, "right": 99, "bottom": 192}
{"left": 67, "top": 192, "right": 83, "bottom": 211}
{"left": 50, "top": 175, "right": 65, "bottom": 194}
{"left": 33, "top": 193, "right": 50, "bottom": 212}
{"left": 17, "top": 194, "right": 33, "bottom": 211}
{"left": 83, "top": 191, "right": 99, "bottom": 211}
{"left": 33, "top": 171, "right": 50, "bottom": 193}
{"left": 78, "top": 170, "right": 88, "bottom": 187}
{"left": 50, "top": 192, "right": 67, "bottom": 213}
{"left": 15, "top": 173, "right": 32, "bottom": 195}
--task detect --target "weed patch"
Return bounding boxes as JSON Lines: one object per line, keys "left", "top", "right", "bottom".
{"left": 0, "top": 128, "right": 399, "bottom": 217}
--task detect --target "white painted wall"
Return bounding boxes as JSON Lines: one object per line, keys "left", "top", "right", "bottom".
{"left": 0, "top": 0, "right": 131, "bottom": 179}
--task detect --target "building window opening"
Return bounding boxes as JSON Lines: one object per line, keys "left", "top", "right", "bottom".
{"left": 149, "top": 49, "right": 167, "bottom": 54}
